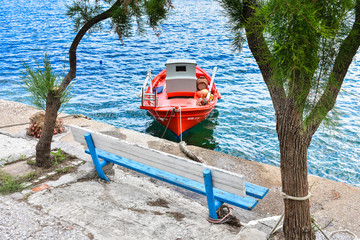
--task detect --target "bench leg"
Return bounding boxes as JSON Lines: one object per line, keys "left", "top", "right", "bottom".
{"left": 85, "top": 133, "right": 110, "bottom": 181}
{"left": 203, "top": 169, "right": 220, "bottom": 219}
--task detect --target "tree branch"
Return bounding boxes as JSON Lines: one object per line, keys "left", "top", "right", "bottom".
{"left": 59, "top": 0, "right": 124, "bottom": 92}
{"left": 305, "top": 0, "right": 360, "bottom": 135}
{"left": 243, "top": 0, "right": 286, "bottom": 115}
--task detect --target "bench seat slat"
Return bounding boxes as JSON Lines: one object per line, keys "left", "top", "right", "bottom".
{"left": 245, "top": 182, "right": 269, "bottom": 199}
{"left": 90, "top": 148, "right": 259, "bottom": 211}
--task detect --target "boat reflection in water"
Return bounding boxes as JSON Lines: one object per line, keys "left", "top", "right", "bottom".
{"left": 145, "top": 109, "right": 220, "bottom": 150}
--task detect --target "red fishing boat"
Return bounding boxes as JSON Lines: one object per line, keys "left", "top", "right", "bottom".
{"left": 140, "top": 59, "right": 221, "bottom": 138}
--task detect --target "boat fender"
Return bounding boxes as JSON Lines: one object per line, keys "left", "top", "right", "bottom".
{"left": 179, "top": 141, "right": 203, "bottom": 163}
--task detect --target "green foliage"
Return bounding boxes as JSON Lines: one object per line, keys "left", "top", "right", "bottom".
{"left": 220, "top": 0, "right": 358, "bottom": 128}
{"left": 262, "top": 1, "right": 353, "bottom": 83}
{"left": 51, "top": 148, "right": 66, "bottom": 166}
{"left": 56, "top": 166, "right": 71, "bottom": 174}
{"left": 26, "top": 159, "right": 36, "bottom": 165}
{"left": 21, "top": 54, "right": 72, "bottom": 112}
{"left": 0, "top": 156, "right": 11, "bottom": 167}
{"left": 111, "top": 3, "right": 136, "bottom": 41}
{"left": 218, "top": 0, "right": 246, "bottom": 51}
{"left": 0, "top": 170, "right": 25, "bottom": 195}
{"left": 66, "top": 0, "right": 173, "bottom": 41}
{"left": 66, "top": 1, "right": 103, "bottom": 33}
{"left": 145, "top": 0, "right": 172, "bottom": 34}
{"left": 0, "top": 170, "right": 39, "bottom": 195}
{"left": 22, "top": 171, "right": 39, "bottom": 182}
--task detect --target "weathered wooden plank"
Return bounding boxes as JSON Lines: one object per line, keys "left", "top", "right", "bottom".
{"left": 70, "top": 125, "right": 246, "bottom": 197}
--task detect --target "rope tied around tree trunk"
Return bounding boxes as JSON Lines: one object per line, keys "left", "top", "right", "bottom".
{"left": 269, "top": 189, "right": 312, "bottom": 237}
{"left": 280, "top": 190, "right": 312, "bottom": 201}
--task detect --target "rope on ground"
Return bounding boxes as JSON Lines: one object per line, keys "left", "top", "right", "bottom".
{"left": 312, "top": 218, "right": 358, "bottom": 240}
{"left": 329, "top": 230, "right": 358, "bottom": 240}
{"left": 311, "top": 217, "right": 330, "bottom": 240}
{"left": 0, "top": 122, "right": 30, "bottom": 129}
{"left": 206, "top": 205, "right": 234, "bottom": 224}
{"left": 179, "top": 141, "right": 203, "bottom": 163}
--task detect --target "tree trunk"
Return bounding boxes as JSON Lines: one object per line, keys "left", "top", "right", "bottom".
{"left": 35, "top": 93, "right": 61, "bottom": 167}
{"left": 277, "top": 109, "right": 315, "bottom": 240}
{"left": 34, "top": 1, "right": 122, "bottom": 167}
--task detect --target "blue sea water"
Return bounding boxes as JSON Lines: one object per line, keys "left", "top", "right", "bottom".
{"left": 0, "top": 0, "right": 359, "bottom": 187}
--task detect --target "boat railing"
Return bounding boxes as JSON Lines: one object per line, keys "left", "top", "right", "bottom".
{"left": 141, "top": 89, "right": 158, "bottom": 108}
{"left": 138, "top": 69, "right": 153, "bottom": 98}
{"left": 139, "top": 68, "right": 158, "bottom": 108}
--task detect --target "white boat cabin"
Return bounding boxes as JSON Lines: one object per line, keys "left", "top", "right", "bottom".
{"left": 165, "top": 59, "right": 197, "bottom": 94}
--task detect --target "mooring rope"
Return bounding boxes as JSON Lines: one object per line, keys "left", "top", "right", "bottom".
{"left": 161, "top": 108, "right": 176, "bottom": 138}
{"left": 179, "top": 106, "right": 182, "bottom": 142}
{"left": 157, "top": 107, "right": 202, "bottom": 163}
{"left": 206, "top": 205, "right": 234, "bottom": 224}
{"left": 268, "top": 214, "right": 284, "bottom": 236}
{"left": 329, "top": 230, "right": 358, "bottom": 240}
{"left": 155, "top": 107, "right": 173, "bottom": 122}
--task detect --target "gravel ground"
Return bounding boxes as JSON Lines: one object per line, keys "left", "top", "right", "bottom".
{"left": 0, "top": 195, "right": 91, "bottom": 240}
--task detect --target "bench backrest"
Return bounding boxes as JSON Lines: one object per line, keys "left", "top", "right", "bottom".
{"left": 70, "top": 125, "right": 245, "bottom": 197}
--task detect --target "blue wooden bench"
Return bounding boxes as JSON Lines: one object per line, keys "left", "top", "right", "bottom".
{"left": 70, "top": 125, "right": 268, "bottom": 220}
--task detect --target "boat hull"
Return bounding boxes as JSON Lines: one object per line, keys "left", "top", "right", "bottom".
{"left": 148, "top": 107, "right": 214, "bottom": 136}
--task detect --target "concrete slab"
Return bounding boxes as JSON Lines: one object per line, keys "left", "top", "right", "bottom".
{"left": 2, "top": 161, "right": 33, "bottom": 177}
{"left": 235, "top": 228, "right": 267, "bottom": 240}
{"left": 0, "top": 133, "right": 37, "bottom": 164}
{"left": 28, "top": 167, "right": 241, "bottom": 240}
